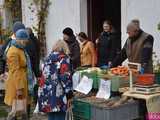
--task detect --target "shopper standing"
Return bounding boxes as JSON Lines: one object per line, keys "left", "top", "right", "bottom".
{"left": 96, "top": 20, "right": 121, "bottom": 67}
{"left": 78, "top": 32, "right": 96, "bottom": 67}
{"left": 38, "top": 48, "right": 73, "bottom": 120}
{"left": 62, "top": 27, "right": 80, "bottom": 70}
{"left": 5, "top": 29, "right": 34, "bottom": 119}
{"left": 112, "top": 19, "right": 154, "bottom": 73}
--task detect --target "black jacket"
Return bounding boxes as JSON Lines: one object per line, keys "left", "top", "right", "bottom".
{"left": 0, "top": 38, "right": 12, "bottom": 74}
{"left": 25, "top": 33, "right": 40, "bottom": 77}
{"left": 97, "top": 31, "right": 121, "bottom": 66}
{"left": 65, "top": 35, "right": 80, "bottom": 69}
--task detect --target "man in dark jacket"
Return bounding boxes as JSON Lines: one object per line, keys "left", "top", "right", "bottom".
{"left": 112, "top": 19, "right": 154, "bottom": 73}
{"left": 96, "top": 20, "right": 121, "bottom": 67}
{"left": 25, "top": 28, "right": 40, "bottom": 107}
{"left": 63, "top": 27, "right": 80, "bottom": 69}
{"left": 25, "top": 27, "right": 40, "bottom": 78}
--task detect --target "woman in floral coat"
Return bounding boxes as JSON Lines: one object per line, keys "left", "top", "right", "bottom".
{"left": 38, "top": 50, "right": 73, "bottom": 120}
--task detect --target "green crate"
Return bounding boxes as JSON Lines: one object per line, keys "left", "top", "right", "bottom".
{"left": 73, "top": 99, "right": 91, "bottom": 120}
{"left": 155, "top": 73, "right": 160, "bottom": 84}
{"left": 80, "top": 71, "right": 100, "bottom": 89}
{"left": 74, "top": 115, "right": 89, "bottom": 120}
{"left": 111, "top": 76, "right": 129, "bottom": 92}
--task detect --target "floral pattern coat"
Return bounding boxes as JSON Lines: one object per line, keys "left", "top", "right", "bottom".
{"left": 38, "top": 52, "right": 72, "bottom": 113}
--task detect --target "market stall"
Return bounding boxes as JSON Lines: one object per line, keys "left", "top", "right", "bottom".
{"left": 72, "top": 63, "right": 160, "bottom": 120}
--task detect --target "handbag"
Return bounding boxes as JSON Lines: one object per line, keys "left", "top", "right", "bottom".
{"left": 0, "top": 41, "right": 11, "bottom": 75}
{"left": 7, "top": 96, "right": 28, "bottom": 120}
{"left": 0, "top": 57, "right": 6, "bottom": 74}
{"left": 65, "top": 107, "right": 73, "bottom": 120}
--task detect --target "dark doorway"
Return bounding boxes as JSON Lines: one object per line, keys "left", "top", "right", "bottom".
{"left": 87, "top": 0, "right": 121, "bottom": 43}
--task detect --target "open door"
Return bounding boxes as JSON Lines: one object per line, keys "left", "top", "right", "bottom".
{"left": 87, "top": 0, "right": 121, "bottom": 43}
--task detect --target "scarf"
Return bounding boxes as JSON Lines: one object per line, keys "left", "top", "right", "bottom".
{"left": 11, "top": 40, "right": 34, "bottom": 96}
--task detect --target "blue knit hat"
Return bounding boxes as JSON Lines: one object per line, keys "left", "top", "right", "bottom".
{"left": 16, "top": 29, "right": 29, "bottom": 40}
{"left": 12, "top": 21, "right": 25, "bottom": 33}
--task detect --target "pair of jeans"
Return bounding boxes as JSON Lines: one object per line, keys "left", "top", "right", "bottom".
{"left": 48, "top": 112, "right": 66, "bottom": 120}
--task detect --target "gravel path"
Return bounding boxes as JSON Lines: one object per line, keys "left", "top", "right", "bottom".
{"left": 30, "top": 113, "right": 47, "bottom": 120}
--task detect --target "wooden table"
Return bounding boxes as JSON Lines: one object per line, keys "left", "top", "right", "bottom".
{"left": 123, "top": 91, "right": 160, "bottom": 112}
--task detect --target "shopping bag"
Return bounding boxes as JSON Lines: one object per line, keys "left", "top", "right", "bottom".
{"left": 7, "top": 95, "right": 27, "bottom": 120}
{"left": 33, "top": 102, "right": 39, "bottom": 113}
{"left": 11, "top": 99, "right": 27, "bottom": 113}
{"left": 65, "top": 107, "right": 73, "bottom": 120}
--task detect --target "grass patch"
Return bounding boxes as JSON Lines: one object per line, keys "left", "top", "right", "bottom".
{"left": 0, "top": 105, "right": 8, "bottom": 118}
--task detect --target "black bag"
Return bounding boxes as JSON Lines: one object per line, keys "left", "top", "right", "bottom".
{"left": 0, "top": 40, "right": 12, "bottom": 74}
{"left": 0, "top": 55, "right": 6, "bottom": 74}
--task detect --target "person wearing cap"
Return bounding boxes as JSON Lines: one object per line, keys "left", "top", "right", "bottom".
{"left": 0, "top": 21, "right": 25, "bottom": 75}
{"left": 4, "top": 29, "right": 34, "bottom": 119}
{"left": 62, "top": 27, "right": 80, "bottom": 69}
{"left": 3, "top": 21, "right": 25, "bottom": 50}
{"left": 112, "top": 19, "right": 154, "bottom": 73}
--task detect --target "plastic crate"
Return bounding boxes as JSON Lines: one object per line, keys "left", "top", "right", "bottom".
{"left": 73, "top": 99, "right": 91, "bottom": 120}
{"left": 80, "top": 71, "right": 100, "bottom": 89}
{"left": 74, "top": 114, "right": 90, "bottom": 120}
{"left": 74, "top": 115, "right": 90, "bottom": 120}
{"left": 111, "top": 76, "right": 129, "bottom": 92}
{"left": 91, "top": 101, "right": 139, "bottom": 120}
{"left": 82, "top": 96, "right": 107, "bottom": 105}
{"left": 155, "top": 73, "right": 160, "bottom": 84}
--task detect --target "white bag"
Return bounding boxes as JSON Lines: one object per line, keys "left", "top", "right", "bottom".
{"left": 33, "top": 102, "right": 39, "bottom": 113}
{"left": 7, "top": 98, "right": 27, "bottom": 120}
{"left": 65, "top": 107, "right": 73, "bottom": 120}
{"left": 11, "top": 99, "right": 27, "bottom": 113}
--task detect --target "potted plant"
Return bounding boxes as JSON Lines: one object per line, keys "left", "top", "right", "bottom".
{"left": 158, "top": 22, "right": 160, "bottom": 31}
{"left": 153, "top": 52, "right": 160, "bottom": 84}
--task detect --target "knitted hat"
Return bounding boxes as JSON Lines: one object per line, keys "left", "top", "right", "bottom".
{"left": 16, "top": 29, "right": 29, "bottom": 40}
{"left": 12, "top": 21, "right": 25, "bottom": 33}
{"left": 63, "top": 27, "right": 74, "bottom": 36}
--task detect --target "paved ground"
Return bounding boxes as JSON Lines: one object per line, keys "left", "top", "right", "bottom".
{"left": 0, "top": 95, "right": 47, "bottom": 120}
{"left": 0, "top": 103, "right": 48, "bottom": 120}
